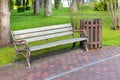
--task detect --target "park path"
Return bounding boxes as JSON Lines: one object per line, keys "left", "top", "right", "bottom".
{"left": 0, "top": 46, "right": 120, "bottom": 80}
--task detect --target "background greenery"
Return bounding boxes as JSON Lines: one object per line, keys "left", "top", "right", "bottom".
{"left": 0, "top": 6, "right": 120, "bottom": 66}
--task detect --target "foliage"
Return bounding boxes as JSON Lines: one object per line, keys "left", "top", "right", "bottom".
{"left": 94, "top": 1, "right": 105, "bottom": 11}
{"left": 9, "top": 0, "right": 14, "bottom": 10}
{"left": 15, "top": 0, "right": 31, "bottom": 12}
{"left": 26, "top": 6, "right": 31, "bottom": 10}
{"left": 15, "top": 0, "right": 21, "bottom": 6}
{"left": 17, "top": 6, "right": 26, "bottom": 12}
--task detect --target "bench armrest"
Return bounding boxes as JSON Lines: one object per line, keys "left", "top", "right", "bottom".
{"left": 15, "top": 40, "right": 27, "bottom": 44}
{"left": 14, "top": 40, "right": 29, "bottom": 51}
{"left": 73, "top": 30, "right": 88, "bottom": 37}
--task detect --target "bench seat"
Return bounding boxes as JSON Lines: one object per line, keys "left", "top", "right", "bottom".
{"left": 30, "top": 37, "right": 87, "bottom": 51}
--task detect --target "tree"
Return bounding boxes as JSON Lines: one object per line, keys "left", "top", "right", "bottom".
{"left": 54, "top": 0, "right": 61, "bottom": 9}
{"left": 15, "top": 0, "right": 31, "bottom": 12}
{"left": 118, "top": 0, "right": 120, "bottom": 27}
{"left": 23, "top": 0, "right": 26, "bottom": 6}
{"left": 118, "top": 0, "right": 120, "bottom": 8}
{"left": 25, "top": 0, "right": 31, "bottom": 10}
{"left": 71, "top": 0, "right": 78, "bottom": 12}
{"left": 108, "top": 0, "right": 120, "bottom": 30}
{"left": 40, "top": 0, "right": 44, "bottom": 8}
{"left": 44, "top": 0, "right": 52, "bottom": 16}
{"left": 26, "top": 0, "right": 29, "bottom": 6}
{"left": 0, "top": 0, "right": 10, "bottom": 47}
{"left": 9, "top": 0, "right": 14, "bottom": 10}
{"left": 34, "top": 0, "right": 40, "bottom": 15}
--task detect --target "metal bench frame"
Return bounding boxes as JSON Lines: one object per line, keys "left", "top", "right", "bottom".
{"left": 11, "top": 23, "right": 88, "bottom": 68}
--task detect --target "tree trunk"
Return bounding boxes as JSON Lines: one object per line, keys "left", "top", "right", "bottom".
{"left": 77, "top": 0, "right": 81, "bottom": 3}
{"left": 0, "top": 0, "right": 10, "bottom": 47}
{"left": 118, "top": 0, "right": 120, "bottom": 8}
{"left": 26, "top": 0, "right": 29, "bottom": 6}
{"left": 71, "top": 0, "right": 78, "bottom": 12}
{"left": 34, "top": 0, "right": 40, "bottom": 15}
{"left": 40, "top": 0, "right": 44, "bottom": 8}
{"left": 44, "top": 0, "right": 52, "bottom": 16}
{"left": 118, "top": 0, "right": 120, "bottom": 27}
{"left": 23, "top": 0, "right": 26, "bottom": 6}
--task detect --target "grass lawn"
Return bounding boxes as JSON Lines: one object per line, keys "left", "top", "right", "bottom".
{"left": 0, "top": 7, "right": 120, "bottom": 66}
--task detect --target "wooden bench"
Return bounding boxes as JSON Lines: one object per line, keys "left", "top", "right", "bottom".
{"left": 11, "top": 23, "right": 88, "bottom": 68}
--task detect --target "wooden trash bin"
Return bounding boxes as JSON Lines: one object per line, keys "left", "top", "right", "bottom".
{"left": 80, "top": 19, "right": 102, "bottom": 49}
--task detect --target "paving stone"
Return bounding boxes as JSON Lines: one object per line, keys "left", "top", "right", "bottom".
{"left": 0, "top": 46, "right": 120, "bottom": 80}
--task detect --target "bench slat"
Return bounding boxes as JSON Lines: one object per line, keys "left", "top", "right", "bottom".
{"left": 19, "top": 31, "right": 73, "bottom": 42}
{"left": 13, "top": 23, "right": 71, "bottom": 35}
{"left": 30, "top": 37, "right": 87, "bottom": 51}
{"left": 14, "top": 27, "right": 72, "bottom": 39}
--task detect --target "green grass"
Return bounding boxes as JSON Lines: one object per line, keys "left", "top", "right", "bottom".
{"left": 0, "top": 6, "right": 120, "bottom": 66}
{"left": 11, "top": 16, "right": 70, "bottom": 30}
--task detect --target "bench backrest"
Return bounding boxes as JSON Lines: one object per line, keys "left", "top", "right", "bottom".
{"left": 11, "top": 23, "right": 73, "bottom": 42}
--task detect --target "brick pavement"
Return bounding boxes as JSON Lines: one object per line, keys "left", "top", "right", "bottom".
{"left": 0, "top": 46, "right": 120, "bottom": 80}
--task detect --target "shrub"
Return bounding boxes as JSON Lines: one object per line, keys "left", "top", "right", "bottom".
{"left": 17, "top": 6, "right": 25, "bottom": 12}
{"left": 94, "top": 1, "right": 105, "bottom": 11}
{"left": 15, "top": 0, "right": 21, "bottom": 6}
{"left": 26, "top": 6, "right": 31, "bottom": 10}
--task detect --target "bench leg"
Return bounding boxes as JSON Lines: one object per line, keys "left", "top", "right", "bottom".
{"left": 14, "top": 49, "right": 31, "bottom": 68}
{"left": 80, "top": 41, "right": 84, "bottom": 49}
{"left": 25, "top": 50, "right": 31, "bottom": 68}
{"left": 71, "top": 42, "right": 76, "bottom": 50}
{"left": 83, "top": 41, "right": 88, "bottom": 52}
{"left": 80, "top": 41, "right": 88, "bottom": 52}
{"left": 15, "top": 51, "right": 19, "bottom": 64}
{"left": 26, "top": 57, "right": 31, "bottom": 68}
